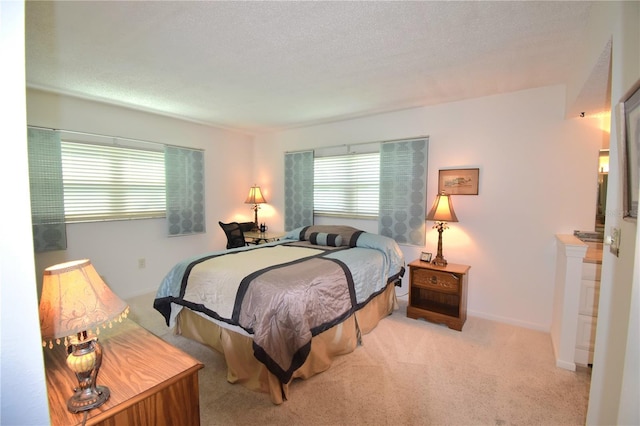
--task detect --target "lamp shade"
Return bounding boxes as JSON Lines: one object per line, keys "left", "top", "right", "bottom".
{"left": 39, "top": 259, "right": 129, "bottom": 345}
{"left": 244, "top": 185, "right": 267, "bottom": 205}
{"left": 426, "top": 192, "right": 458, "bottom": 223}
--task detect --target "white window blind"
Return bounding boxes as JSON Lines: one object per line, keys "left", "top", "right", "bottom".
{"left": 314, "top": 152, "right": 380, "bottom": 218}
{"left": 61, "top": 141, "right": 166, "bottom": 222}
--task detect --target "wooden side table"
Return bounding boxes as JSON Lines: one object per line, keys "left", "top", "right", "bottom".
{"left": 43, "top": 319, "right": 203, "bottom": 426}
{"left": 407, "top": 259, "right": 470, "bottom": 331}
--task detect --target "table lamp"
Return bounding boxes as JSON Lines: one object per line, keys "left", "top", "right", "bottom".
{"left": 244, "top": 184, "right": 267, "bottom": 229}
{"left": 426, "top": 191, "right": 458, "bottom": 266}
{"left": 39, "top": 259, "right": 129, "bottom": 413}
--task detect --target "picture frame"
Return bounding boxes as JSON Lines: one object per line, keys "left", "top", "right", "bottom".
{"left": 438, "top": 168, "right": 480, "bottom": 195}
{"left": 420, "top": 252, "right": 432, "bottom": 262}
{"left": 621, "top": 79, "right": 640, "bottom": 220}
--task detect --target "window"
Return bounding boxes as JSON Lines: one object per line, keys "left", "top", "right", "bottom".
{"left": 60, "top": 141, "right": 166, "bottom": 222}
{"left": 314, "top": 152, "right": 380, "bottom": 218}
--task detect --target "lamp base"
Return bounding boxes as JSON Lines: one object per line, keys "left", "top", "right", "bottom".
{"left": 431, "top": 256, "right": 448, "bottom": 267}
{"left": 432, "top": 223, "right": 448, "bottom": 267}
{"left": 65, "top": 334, "right": 111, "bottom": 413}
{"left": 67, "top": 385, "right": 110, "bottom": 413}
{"left": 252, "top": 204, "right": 259, "bottom": 230}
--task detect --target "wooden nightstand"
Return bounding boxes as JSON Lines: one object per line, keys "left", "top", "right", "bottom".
{"left": 407, "top": 259, "right": 470, "bottom": 331}
{"left": 43, "top": 319, "right": 203, "bottom": 426}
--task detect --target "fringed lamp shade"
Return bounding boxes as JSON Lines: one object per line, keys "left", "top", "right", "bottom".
{"left": 39, "top": 259, "right": 129, "bottom": 348}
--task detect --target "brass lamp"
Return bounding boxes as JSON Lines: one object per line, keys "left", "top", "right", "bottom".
{"left": 244, "top": 184, "right": 267, "bottom": 229}
{"left": 39, "top": 259, "right": 129, "bottom": 413}
{"left": 426, "top": 191, "right": 458, "bottom": 266}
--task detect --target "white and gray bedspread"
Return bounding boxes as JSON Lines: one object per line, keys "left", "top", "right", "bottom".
{"left": 154, "top": 227, "right": 405, "bottom": 383}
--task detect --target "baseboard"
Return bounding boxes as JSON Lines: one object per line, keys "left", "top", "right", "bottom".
{"left": 467, "top": 309, "right": 549, "bottom": 332}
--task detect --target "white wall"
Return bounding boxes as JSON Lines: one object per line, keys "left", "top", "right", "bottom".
{"left": 27, "top": 89, "right": 255, "bottom": 299}
{"left": 0, "top": 2, "right": 51, "bottom": 423}
{"left": 254, "top": 85, "right": 603, "bottom": 330}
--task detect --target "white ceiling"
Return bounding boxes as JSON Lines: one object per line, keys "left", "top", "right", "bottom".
{"left": 25, "top": 1, "right": 606, "bottom": 134}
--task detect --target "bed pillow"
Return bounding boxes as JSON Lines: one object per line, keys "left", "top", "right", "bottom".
{"left": 309, "top": 232, "right": 342, "bottom": 247}
{"left": 296, "top": 225, "right": 364, "bottom": 247}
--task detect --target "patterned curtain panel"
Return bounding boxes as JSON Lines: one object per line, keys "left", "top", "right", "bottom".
{"left": 27, "top": 128, "right": 67, "bottom": 252}
{"left": 165, "top": 146, "right": 206, "bottom": 236}
{"left": 378, "top": 138, "right": 429, "bottom": 246}
{"left": 284, "top": 150, "right": 314, "bottom": 231}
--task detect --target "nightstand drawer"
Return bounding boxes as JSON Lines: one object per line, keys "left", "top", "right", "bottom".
{"left": 411, "top": 268, "right": 460, "bottom": 293}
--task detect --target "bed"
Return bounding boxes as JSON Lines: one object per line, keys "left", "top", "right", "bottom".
{"left": 153, "top": 225, "right": 405, "bottom": 404}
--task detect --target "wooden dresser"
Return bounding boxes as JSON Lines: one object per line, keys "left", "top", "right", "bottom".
{"left": 43, "top": 319, "right": 203, "bottom": 426}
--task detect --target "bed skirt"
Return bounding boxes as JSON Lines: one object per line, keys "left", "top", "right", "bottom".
{"left": 175, "top": 282, "right": 399, "bottom": 404}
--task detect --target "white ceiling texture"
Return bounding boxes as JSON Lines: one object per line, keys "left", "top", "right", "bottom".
{"left": 25, "top": 1, "right": 607, "bottom": 134}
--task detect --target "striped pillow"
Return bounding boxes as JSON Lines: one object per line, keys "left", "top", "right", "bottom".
{"left": 309, "top": 232, "right": 342, "bottom": 247}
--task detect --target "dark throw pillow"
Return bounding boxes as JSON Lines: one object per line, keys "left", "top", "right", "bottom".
{"left": 309, "top": 232, "right": 343, "bottom": 247}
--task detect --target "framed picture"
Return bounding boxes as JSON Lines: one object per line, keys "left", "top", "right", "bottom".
{"left": 420, "top": 252, "right": 432, "bottom": 262}
{"left": 622, "top": 79, "right": 640, "bottom": 219}
{"left": 438, "top": 168, "right": 480, "bottom": 195}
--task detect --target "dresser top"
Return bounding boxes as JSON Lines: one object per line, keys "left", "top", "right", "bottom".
{"left": 43, "top": 319, "right": 203, "bottom": 426}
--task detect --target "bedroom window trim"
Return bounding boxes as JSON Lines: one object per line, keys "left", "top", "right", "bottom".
{"left": 28, "top": 126, "right": 177, "bottom": 224}
{"left": 290, "top": 135, "right": 429, "bottom": 245}
{"left": 28, "top": 126, "right": 207, "bottom": 237}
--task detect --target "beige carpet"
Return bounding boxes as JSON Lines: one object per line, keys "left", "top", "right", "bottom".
{"left": 127, "top": 292, "right": 591, "bottom": 425}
